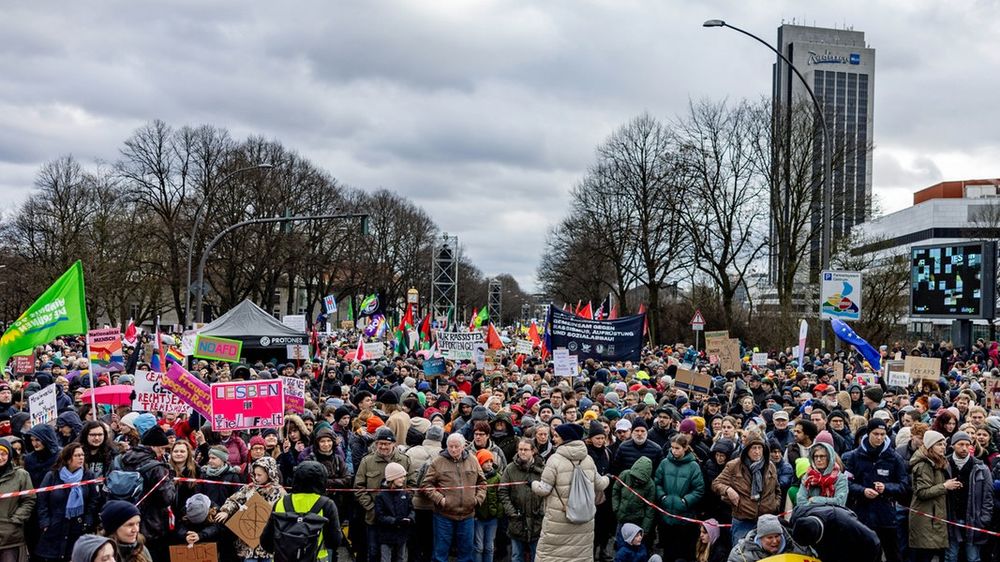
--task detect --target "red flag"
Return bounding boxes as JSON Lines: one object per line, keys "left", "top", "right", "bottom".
{"left": 486, "top": 322, "right": 504, "bottom": 350}
{"left": 515, "top": 353, "right": 525, "bottom": 368}
{"left": 578, "top": 302, "right": 593, "bottom": 320}
{"left": 528, "top": 321, "right": 541, "bottom": 347}
{"left": 124, "top": 319, "right": 137, "bottom": 346}
{"left": 355, "top": 337, "right": 366, "bottom": 361}
{"left": 574, "top": 300, "right": 582, "bottom": 315}
{"left": 418, "top": 313, "right": 432, "bottom": 345}
{"left": 609, "top": 304, "right": 619, "bottom": 320}
{"left": 563, "top": 303, "right": 570, "bottom": 312}
{"left": 638, "top": 303, "right": 648, "bottom": 336}
{"left": 468, "top": 308, "right": 478, "bottom": 332}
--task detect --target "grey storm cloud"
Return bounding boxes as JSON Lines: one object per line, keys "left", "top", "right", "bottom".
{"left": 2, "top": 0, "right": 1000, "bottom": 290}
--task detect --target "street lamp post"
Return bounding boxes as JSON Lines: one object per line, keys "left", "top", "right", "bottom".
{"left": 195, "top": 213, "right": 369, "bottom": 324}
{"left": 185, "top": 163, "right": 273, "bottom": 326}
{"left": 704, "top": 19, "right": 834, "bottom": 349}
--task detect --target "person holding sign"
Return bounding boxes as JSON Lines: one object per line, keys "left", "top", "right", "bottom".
{"left": 216, "top": 457, "right": 286, "bottom": 562}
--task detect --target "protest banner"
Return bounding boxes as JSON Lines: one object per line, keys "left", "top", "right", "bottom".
{"left": 675, "top": 368, "right": 712, "bottom": 394}
{"left": 194, "top": 335, "right": 242, "bottom": 362}
{"left": 832, "top": 361, "right": 845, "bottom": 382}
{"left": 162, "top": 363, "right": 212, "bottom": 418}
{"left": 437, "top": 331, "right": 484, "bottom": 361}
{"left": 0, "top": 260, "right": 88, "bottom": 366}
{"left": 423, "top": 357, "right": 445, "bottom": 376}
{"left": 13, "top": 353, "right": 34, "bottom": 375}
{"left": 856, "top": 373, "right": 879, "bottom": 387}
{"left": 886, "top": 371, "right": 911, "bottom": 388}
{"left": 474, "top": 342, "right": 487, "bottom": 370}
{"left": 281, "top": 314, "right": 307, "bottom": 333}
{"left": 904, "top": 356, "right": 941, "bottom": 381}
{"left": 169, "top": 543, "right": 217, "bottom": 562}
{"left": 363, "top": 341, "right": 385, "bottom": 359}
{"left": 553, "top": 348, "right": 578, "bottom": 377}
{"left": 211, "top": 379, "right": 284, "bottom": 431}
{"left": 515, "top": 339, "right": 534, "bottom": 355}
{"left": 545, "top": 306, "right": 643, "bottom": 362}
{"left": 280, "top": 376, "right": 305, "bottom": 413}
{"left": 706, "top": 337, "right": 741, "bottom": 373}
{"left": 87, "top": 328, "right": 124, "bottom": 373}
{"left": 225, "top": 492, "right": 271, "bottom": 549}
{"left": 704, "top": 330, "right": 729, "bottom": 340}
{"left": 132, "top": 369, "right": 191, "bottom": 415}
{"left": 751, "top": 352, "right": 768, "bottom": 367}
{"left": 29, "top": 384, "right": 57, "bottom": 426}
{"left": 323, "top": 294, "right": 338, "bottom": 314}
{"left": 286, "top": 344, "right": 310, "bottom": 361}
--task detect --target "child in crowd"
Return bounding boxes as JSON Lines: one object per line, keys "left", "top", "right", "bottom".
{"left": 475, "top": 450, "right": 502, "bottom": 562}
{"left": 615, "top": 524, "right": 662, "bottom": 562}
{"left": 374, "top": 462, "right": 414, "bottom": 562}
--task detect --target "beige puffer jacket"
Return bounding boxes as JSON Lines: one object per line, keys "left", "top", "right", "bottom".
{"left": 531, "top": 440, "right": 609, "bottom": 562}
{"left": 406, "top": 438, "right": 442, "bottom": 510}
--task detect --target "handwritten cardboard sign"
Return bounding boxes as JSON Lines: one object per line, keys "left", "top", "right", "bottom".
{"left": 225, "top": 492, "right": 272, "bottom": 549}
{"left": 29, "top": 384, "right": 57, "bottom": 426}
{"left": 553, "top": 348, "right": 578, "bottom": 377}
{"left": 169, "top": 543, "right": 217, "bottom": 562}
{"left": 211, "top": 380, "right": 284, "bottom": 431}
{"left": 279, "top": 376, "right": 305, "bottom": 413}
{"left": 194, "top": 335, "right": 243, "bottom": 362}
{"left": 904, "top": 356, "right": 941, "bottom": 381}
{"left": 886, "top": 371, "right": 911, "bottom": 388}
{"left": 133, "top": 369, "right": 191, "bottom": 415}
{"left": 515, "top": 339, "right": 534, "bottom": 355}
{"left": 674, "top": 368, "right": 713, "bottom": 394}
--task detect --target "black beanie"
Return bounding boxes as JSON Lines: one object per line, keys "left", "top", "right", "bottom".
{"left": 554, "top": 423, "right": 585, "bottom": 443}
{"left": 101, "top": 500, "right": 140, "bottom": 533}
{"left": 791, "top": 515, "right": 824, "bottom": 545}
{"left": 588, "top": 420, "right": 606, "bottom": 438}
{"left": 140, "top": 425, "right": 169, "bottom": 447}
{"left": 334, "top": 406, "right": 352, "bottom": 422}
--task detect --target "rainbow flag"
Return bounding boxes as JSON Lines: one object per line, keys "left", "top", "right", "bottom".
{"left": 164, "top": 346, "right": 185, "bottom": 365}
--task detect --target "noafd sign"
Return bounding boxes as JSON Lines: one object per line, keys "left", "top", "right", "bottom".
{"left": 194, "top": 335, "right": 242, "bottom": 362}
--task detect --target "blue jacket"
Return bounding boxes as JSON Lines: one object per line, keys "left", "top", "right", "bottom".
{"left": 842, "top": 436, "right": 910, "bottom": 527}
{"left": 36, "top": 468, "right": 100, "bottom": 560}
{"left": 24, "top": 424, "right": 62, "bottom": 487}
{"left": 615, "top": 542, "right": 650, "bottom": 562}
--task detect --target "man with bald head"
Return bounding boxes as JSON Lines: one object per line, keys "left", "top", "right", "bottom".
{"left": 422, "top": 433, "right": 487, "bottom": 562}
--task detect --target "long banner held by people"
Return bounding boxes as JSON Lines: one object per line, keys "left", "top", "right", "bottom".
{"left": 544, "top": 304, "right": 644, "bottom": 362}
{"left": 0, "top": 260, "right": 89, "bottom": 366}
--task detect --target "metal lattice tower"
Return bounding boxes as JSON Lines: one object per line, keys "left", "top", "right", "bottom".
{"left": 430, "top": 233, "right": 459, "bottom": 328}
{"left": 488, "top": 278, "right": 502, "bottom": 326}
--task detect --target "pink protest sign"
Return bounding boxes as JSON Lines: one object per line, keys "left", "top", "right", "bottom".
{"left": 279, "top": 376, "right": 305, "bottom": 414}
{"left": 162, "top": 363, "right": 212, "bottom": 418}
{"left": 211, "top": 379, "right": 284, "bottom": 431}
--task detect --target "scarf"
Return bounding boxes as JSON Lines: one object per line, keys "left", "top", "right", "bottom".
{"left": 60, "top": 466, "right": 85, "bottom": 518}
{"left": 953, "top": 453, "right": 971, "bottom": 470}
{"left": 803, "top": 465, "right": 840, "bottom": 497}
{"left": 745, "top": 457, "right": 765, "bottom": 500}
{"left": 202, "top": 465, "right": 230, "bottom": 478}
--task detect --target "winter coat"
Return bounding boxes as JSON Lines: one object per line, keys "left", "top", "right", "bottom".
{"left": 909, "top": 448, "right": 949, "bottom": 549}
{"left": 355, "top": 447, "right": 411, "bottom": 524}
{"left": 405, "top": 437, "right": 442, "bottom": 510}
{"left": 711, "top": 435, "right": 780, "bottom": 521}
{"left": 386, "top": 409, "right": 411, "bottom": 445}
{"left": 307, "top": 431, "right": 352, "bottom": 494}
{"left": 374, "top": 482, "right": 415, "bottom": 546}
{"left": 531, "top": 440, "right": 610, "bottom": 562}
{"left": 702, "top": 440, "right": 736, "bottom": 521}
{"left": 774, "top": 457, "right": 795, "bottom": 496}
{"left": 348, "top": 431, "right": 375, "bottom": 476}
{"left": 654, "top": 450, "right": 704, "bottom": 525}
{"left": 613, "top": 456, "right": 656, "bottom": 533}
{"left": 843, "top": 436, "right": 910, "bottom": 527}
{"left": 790, "top": 504, "right": 881, "bottom": 562}
{"left": 219, "top": 456, "right": 286, "bottom": 559}
{"left": 36, "top": 467, "right": 100, "bottom": 560}
{"left": 767, "top": 428, "right": 794, "bottom": 451}
{"left": 611, "top": 438, "right": 661, "bottom": 475}
{"left": 118, "top": 444, "right": 176, "bottom": 540}
{"left": 222, "top": 434, "right": 248, "bottom": 467}
{"left": 0, "top": 464, "right": 35, "bottom": 548}
{"left": 615, "top": 541, "right": 651, "bottom": 562}
{"left": 24, "top": 424, "right": 61, "bottom": 487}
{"left": 492, "top": 413, "right": 519, "bottom": 463}
{"left": 421, "top": 448, "right": 486, "bottom": 520}
{"left": 56, "top": 411, "right": 83, "bottom": 445}
{"left": 727, "top": 527, "right": 814, "bottom": 562}
{"left": 467, "top": 438, "right": 508, "bottom": 471}
{"left": 796, "top": 442, "right": 848, "bottom": 507}
{"left": 475, "top": 468, "right": 502, "bottom": 519}
{"left": 499, "top": 455, "right": 545, "bottom": 543}
{"left": 196, "top": 464, "right": 243, "bottom": 508}
{"left": 948, "top": 455, "right": 993, "bottom": 545}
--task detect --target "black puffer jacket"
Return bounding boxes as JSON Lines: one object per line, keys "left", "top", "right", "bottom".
{"left": 612, "top": 438, "right": 662, "bottom": 475}
{"left": 118, "top": 445, "right": 176, "bottom": 540}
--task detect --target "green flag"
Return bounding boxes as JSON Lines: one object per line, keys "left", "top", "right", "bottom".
{"left": 473, "top": 307, "right": 489, "bottom": 329}
{"left": 0, "top": 261, "right": 89, "bottom": 367}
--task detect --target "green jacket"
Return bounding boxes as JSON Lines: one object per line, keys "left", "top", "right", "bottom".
{"left": 0, "top": 466, "right": 35, "bottom": 548}
{"left": 909, "top": 449, "right": 949, "bottom": 550}
{"left": 476, "top": 469, "right": 502, "bottom": 520}
{"left": 654, "top": 451, "right": 704, "bottom": 525}
{"left": 498, "top": 455, "right": 545, "bottom": 542}
{"left": 612, "top": 456, "right": 656, "bottom": 533}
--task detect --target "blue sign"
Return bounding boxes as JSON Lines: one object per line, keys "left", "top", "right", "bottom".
{"left": 850, "top": 53, "right": 861, "bottom": 65}
{"left": 423, "top": 357, "right": 446, "bottom": 376}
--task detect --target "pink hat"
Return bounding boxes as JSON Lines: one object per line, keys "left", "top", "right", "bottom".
{"left": 249, "top": 435, "right": 266, "bottom": 449}
{"left": 814, "top": 430, "right": 835, "bottom": 447}
{"left": 525, "top": 396, "right": 541, "bottom": 410}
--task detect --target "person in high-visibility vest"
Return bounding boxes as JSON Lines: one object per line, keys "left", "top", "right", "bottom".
{"left": 261, "top": 461, "right": 341, "bottom": 562}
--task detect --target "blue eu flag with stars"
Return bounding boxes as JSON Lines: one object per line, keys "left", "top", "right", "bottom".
{"left": 831, "top": 318, "right": 881, "bottom": 372}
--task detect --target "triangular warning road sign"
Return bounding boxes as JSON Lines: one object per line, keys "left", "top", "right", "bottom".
{"left": 690, "top": 310, "right": 706, "bottom": 325}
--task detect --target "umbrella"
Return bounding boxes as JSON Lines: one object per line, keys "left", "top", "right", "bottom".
{"left": 80, "top": 384, "right": 135, "bottom": 406}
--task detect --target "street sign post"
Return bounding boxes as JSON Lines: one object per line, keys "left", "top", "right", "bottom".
{"left": 690, "top": 309, "right": 706, "bottom": 350}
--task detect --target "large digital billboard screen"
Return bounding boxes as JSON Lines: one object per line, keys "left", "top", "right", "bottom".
{"left": 910, "top": 241, "right": 996, "bottom": 319}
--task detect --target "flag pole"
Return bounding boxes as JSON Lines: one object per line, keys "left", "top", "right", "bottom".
{"left": 84, "top": 333, "right": 98, "bottom": 418}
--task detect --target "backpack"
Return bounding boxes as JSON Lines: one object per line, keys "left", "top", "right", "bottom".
{"left": 104, "top": 456, "right": 164, "bottom": 503}
{"left": 270, "top": 495, "right": 332, "bottom": 562}
{"left": 556, "top": 459, "right": 596, "bottom": 524}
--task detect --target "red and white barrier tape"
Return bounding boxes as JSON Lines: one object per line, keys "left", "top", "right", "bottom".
{"left": 176, "top": 475, "right": 526, "bottom": 493}
{"left": 0, "top": 478, "right": 105, "bottom": 500}
{"left": 904, "top": 505, "right": 1000, "bottom": 538}
{"left": 612, "top": 475, "right": 732, "bottom": 527}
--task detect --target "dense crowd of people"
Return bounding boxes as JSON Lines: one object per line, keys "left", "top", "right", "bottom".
{"left": 1, "top": 332, "right": 999, "bottom": 562}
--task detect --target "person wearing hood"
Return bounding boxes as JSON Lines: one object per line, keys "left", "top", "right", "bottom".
{"left": 0, "top": 437, "right": 35, "bottom": 562}
{"left": 215, "top": 456, "right": 286, "bottom": 561}
{"left": 24, "top": 423, "right": 62, "bottom": 487}
{"left": 531, "top": 423, "right": 610, "bottom": 562}
{"left": 356, "top": 427, "right": 412, "bottom": 562}
{"left": 613, "top": 454, "right": 657, "bottom": 547}
{"left": 261, "top": 461, "right": 341, "bottom": 562}
{"left": 768, "top": 438, "right": 795, "bottom": 499}
{"left": 654, "top": 434, "right": 704, "bottom": 562}
{"left": 727, "top": 514, "right": 814, "bottom": 562}
{"left": 796, "top": 441, "right": 848, "bottom": 506}
{"left": 843, "top": 418, "right": 909, "bottom": 562}
{"left": 491, "top": 412, "right": 519, "bottom": 463}
{"left": 790, "top": 504, "right": 882, "bottom": 562}
{"left": 306, "top": 426, "right": 351, "bottom": 510}
{"left": 36, "top": 443, "right": 100, "bottom": 562}
{"left": 53, "top": 381, "right": 74, "bottom": 414}
{"left": 116, "top": 425, "right": 176, "bottom": 562}
{"left": 10, "top": 412, "right": 30, "bottom": 442}
{"left": 197, "top": 445, "right": 244, "bottom": 510}
{"left": 945, "top": 431, "right": 992, "bottom": 562}
{"left": 499, "top": 437, "right": 545, "bottom": 562}
{"left": 613, "top": 523, "right": 658, "bottom": 562}
{"left": 278, "top": 414, "right": 311, "bottom": 482}
{"left": 910, "top": 430, "right": 957, "bottom": 562}
{"left": 611, "top": 419, "right": 662, "bottom": 475}
{"left": 694, "top": 519, "right": 727, "bottom": 562}
{"left": 460, "top": 405, "right": 493, "bottom": 443}
{"left": 451, "top": 396, "right": 477, "bottom": 434}
{"left": 56, "top": 411, "right": 83, "bottom": 447}
{"left": 701, "top": 439, "right": 735, "bottom": 525}
{"left": 712, "top": 433, "right": 780, "bottom": 542}
{"left": 847, "top": 384, "right": 866, "bottom": 416}
{"left": 422, "top": 433, "right": 486, "bottom": 562}
{"left": 69, "top": 534, "right": 116, "bottom": 562}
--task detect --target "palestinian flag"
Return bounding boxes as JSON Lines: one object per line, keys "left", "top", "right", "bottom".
{"left": 418, "top": 313, "right": 433, "bottom": 349}
{"left": 395, "top": 303, "right": 415, "bottom": 354}
{"left": 528, "top": 320, "right": 541, "bottom": 347}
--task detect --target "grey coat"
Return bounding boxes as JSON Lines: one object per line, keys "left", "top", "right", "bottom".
{"left": 949, "top": 456, "right": 993, "bottom": 545}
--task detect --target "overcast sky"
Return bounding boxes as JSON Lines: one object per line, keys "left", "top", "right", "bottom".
{"left": 2, "top": 1, "right": 999, "bottom": 291}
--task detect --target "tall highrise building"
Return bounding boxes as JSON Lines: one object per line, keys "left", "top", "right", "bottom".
{"left": 770, "top": 24, "right": 875, "bottom": 283}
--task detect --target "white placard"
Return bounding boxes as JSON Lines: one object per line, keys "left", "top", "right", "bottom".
{"left": 474, "top": 343, "right": 487, "bottom": 370}
{"left": 751, "top": 352, "right": 769, "bottom": 367}
{"left": 820, "top": 270, "right": 863, "bottom": 321}
{"left": 132, "top": 370, "right": 191, "bottom": 415}
{"left": 29, "top": 384, "right": 58, "bottom": 426}
{"left": 286, "top": 344, "right": 310, "bottom": 360}
{"left": 282, "top": 314, "right": 307, "bottom": 333}
{"left": 553, "top": 348, "right": 578, "bottom": 377}
{"left": 363, "top": 341, "right": 385, "bottom": 359}
{"left": 515, "top": 339, "right": 534, "bottom": 355}
{"left": 886, "top": 371, "right": 911, "bottom": 387}
{"left": 437, "top": 331, "right": 484, "bottom": 361}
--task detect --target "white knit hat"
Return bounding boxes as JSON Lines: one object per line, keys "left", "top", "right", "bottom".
{"left": 923, "top": 430, "right": 946, "bottom": 450}
{"left": 384, "top": 462, "right": 407, "bottom": 483}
